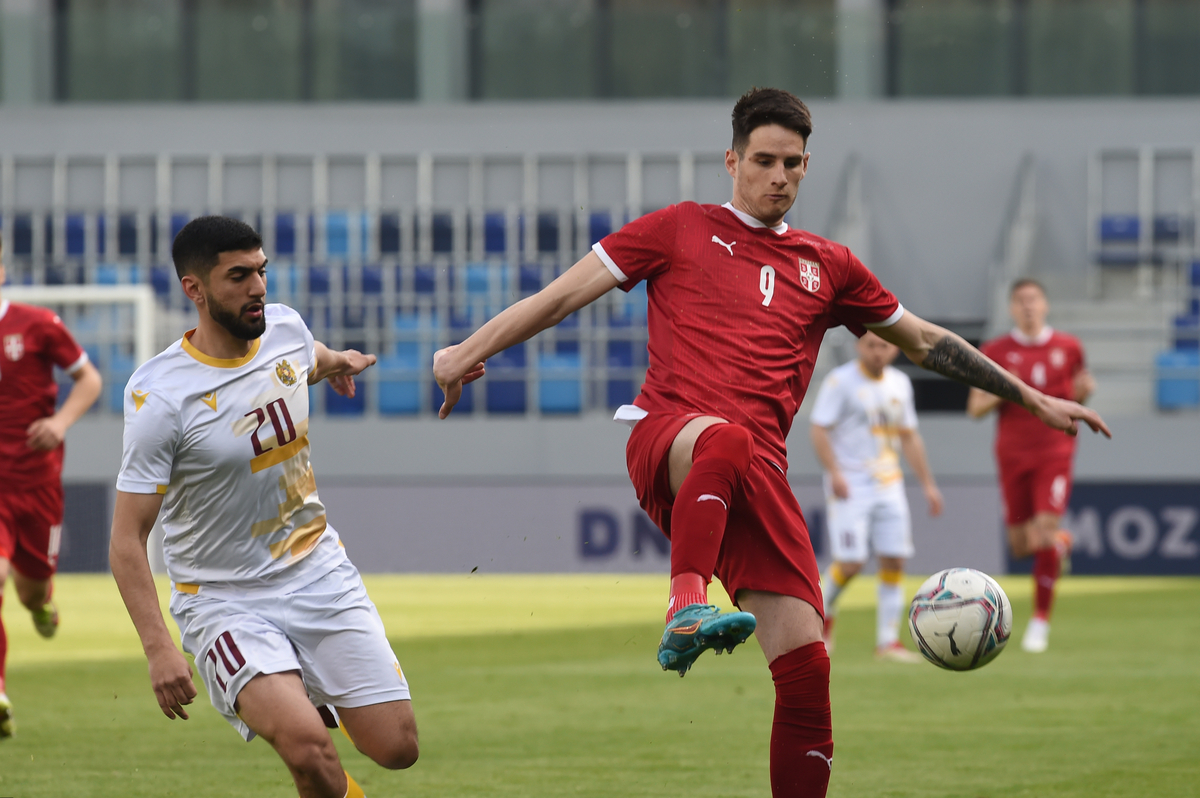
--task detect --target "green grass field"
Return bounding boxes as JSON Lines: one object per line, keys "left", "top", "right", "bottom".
{"left": 1, "top": 574, "right": 1197, "bottom": 797}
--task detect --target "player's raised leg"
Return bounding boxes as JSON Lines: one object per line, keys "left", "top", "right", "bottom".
{"left": 237, "top": 672, "right": 357, "bottom": 798}
{"left": 657, "top": 416, "right": 758, "bottom": 675}
{"left": 12, "top": 571, "right": 56, "bottom": 639}
{"left": 737, "top": 591, "right": 833, "bottom": 798}
{"left": 336, "top": 700, "right": 419, "bottom": 770}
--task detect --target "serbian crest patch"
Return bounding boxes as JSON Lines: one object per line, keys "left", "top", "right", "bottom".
{"left": 798, "top": 258, "right": 821, "bottom": 293}
{"left": 4, "top": 334, "right": 24, "bottom": 361}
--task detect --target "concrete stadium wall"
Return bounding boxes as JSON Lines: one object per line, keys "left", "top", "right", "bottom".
{"left": 3, "top": 98, "right": 1199, "bottom": 321}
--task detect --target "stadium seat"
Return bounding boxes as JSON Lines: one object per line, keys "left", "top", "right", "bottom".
{"left": 1155, "top": 350, "right": 1200, "bottom": 409}
{"left": 325, "top": 381, "right": 366, "bottom": 415}
{"left": 379, "top": 213, "right": 401, "bottom": 254}
{"left": 118, "top": 215, "right": 138, "bottom": 256}
{"left": 589, "top": 212, "right": 612, "bottom": 245}
{"left": 13, "top": 215, "right": 33, "bottom": 255}
{"left": 432, "top": 213, "right": 453, "bottom": 253}
{"left": 486, "top": 343, "right": 527, "bottom": 414}
{"left": 275, "top": 213, "right": 296, "bottom": 255}
{"left": 106, "top": 354, "right": 137, "bottom": 413}
{"left": 66, "top": 214, "right": 86, "bottom": 256}
{"left": 537, "top": 213, "right": 558, "bottom": 253}
{"left": 484, "top": 212, "right": 506, "bottom": 254}
{"left": 171, "top": 213, "right": 190, "bottom": 244}
{"left": 1099, "top": 215, "right": 1139, "bottom": 242}
{"left": 326, "top": 211, "right": 349, "bottom": 257}
{"left": 606, "top": 339, "right": 636, "bottom": 408}
{"left": 309, "top": 266, "right": 330, "bottom": 294}
{"left": 519, "top": 264, "right": 542, "bottom": 293}
{"left": 538, "top": 352, "right": 581, "bottom": 413}
{"left": 377, "top": 351, "right": 422, "bottom": 415}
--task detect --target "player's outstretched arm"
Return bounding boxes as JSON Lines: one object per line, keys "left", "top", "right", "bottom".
{"left": 25, "top": 361, "right": 102, "bottom": 451}
{"left": 110, "top": 490, "right": 198, "bottom": 721}
{"left": 433, "top": 250, "right": 621, "bottom": 418}
{"left": 898, "top": 428, "right": 944, "bottom": 516}
{"left": 309, "top": 341, "right": 377, "bottom": 398}
{"left": 875, "top": 312, "right": 1111, "bottom": 439}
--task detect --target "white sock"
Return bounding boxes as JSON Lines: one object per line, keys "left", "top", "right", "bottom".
{"left": 876, "top": 578, "right": 905, "bottom": 647}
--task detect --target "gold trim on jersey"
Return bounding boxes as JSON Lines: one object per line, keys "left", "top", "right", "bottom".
{"left": 132, "top": 390, "right": 150, "bottom": 411}
{"left": 249, "top": 434, "right": 309, "bottom": 474}
{"left": 251, "top": 463, "right": 318, "bottom": 539}
{"left": 174, "top": 582, "right": 199, "bottom": 594}
{"left": 182, "top": 330, "right": 262, "bottom": 368}
{"left": 201, "top": 391, "right": 218, "bottom": 411}
{"left": 268, "top": 514, "right": 327, "bottom": 559}
{"left": 156, "top": 484, "right": 168, "bottom": 494}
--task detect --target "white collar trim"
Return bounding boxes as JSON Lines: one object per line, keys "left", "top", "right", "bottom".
{"left": 0, "top": 299, "right": 8, "bottom": 323}
{"left": 1011, "top": 326, "right": 1053, "bottom": 346}
{"left": 722, "top": 202, "right": 789, "bottom": 235}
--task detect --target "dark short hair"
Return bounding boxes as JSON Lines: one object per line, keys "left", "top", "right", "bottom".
{"left": 171, "top": 216, "right": 263, "bottom": 281}
{"left": 1010, "top": 278, "right": 1046, "bottom": 297}
{"left": 731, "top": 87, "right": 813, "bottom": 156}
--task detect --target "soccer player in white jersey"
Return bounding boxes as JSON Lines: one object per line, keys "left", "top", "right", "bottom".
{"left": 809, "top": 331, "right": 943, "bottom": 661}
{"left": 109, "top": 217, "right": 416, "bottom": 798}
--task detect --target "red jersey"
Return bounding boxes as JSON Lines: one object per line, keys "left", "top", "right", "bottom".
{"left": 594, "top": 202, "right": 901, "bottom": 470}
{"left": 980, "top": 327, "right": 1085, "bottom": 463}
{"left": 0, "top": 299, "right": 88, "bottom": 486}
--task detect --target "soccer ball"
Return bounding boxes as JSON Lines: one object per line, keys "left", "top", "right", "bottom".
{"left": 908, "top": 568, "right": 1012, "bottom": 671}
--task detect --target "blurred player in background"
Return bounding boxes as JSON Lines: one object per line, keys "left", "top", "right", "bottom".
{"left": 0, "top": 238, "right": 103, "bottom": 739}
{"left": 109, "top": 217, "right": 416, "bottom": 798}
{"left": 968, "top": 279, "right": 1093, "bottom": 653}
{"left": 809, "top": 332, "right": 943, "bottom": 662}
{"left": 433, "top": 88, "right": 1108, "bottom": 798}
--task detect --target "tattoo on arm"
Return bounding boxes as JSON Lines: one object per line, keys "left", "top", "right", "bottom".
{"left": 923, "top": 336, "right": 1024, "bottom": 405}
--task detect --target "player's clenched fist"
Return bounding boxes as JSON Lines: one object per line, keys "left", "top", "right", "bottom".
{"left": 433, "top": 345, "right": 486, "bottom": 419}
{"left": 147, "top": 646, "right": 197, "bottom": 720}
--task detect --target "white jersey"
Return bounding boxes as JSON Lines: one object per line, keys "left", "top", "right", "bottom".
{"left": 117, "top": 304, "right": 347, "bottom": 592}
{"left": 809, "top": 360, "right": 918, "bottom": 487}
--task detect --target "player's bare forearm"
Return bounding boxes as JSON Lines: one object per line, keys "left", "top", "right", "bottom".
{"left": 899, "top": 430, "right": 935, "bottom": 490}
{"left": 441, "top": 251, "right": 619, "bottom": 379}
{"left": 109, "top": 491, "right": 176, "bottom": 657}
{"left": 966, "top": 387, "right": 1003, "bottom": 419}
{"left": 310, "top": 341, "right": 376, "bottom": 383}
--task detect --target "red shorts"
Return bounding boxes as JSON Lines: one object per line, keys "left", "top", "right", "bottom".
{"left": 0, "top": 481, "right": 64, "bottom": 580}
{"left": 997, "top": 455, "right": 1074, "bottom": 526}
{"left": 625, "top": 413, "right": 824, "bottom": 617}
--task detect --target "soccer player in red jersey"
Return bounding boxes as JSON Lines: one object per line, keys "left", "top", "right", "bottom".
{"left": 968, "top": 279, "right": 1093, "bottom": 654}
{"left": 0, "top": 238, "right": 103, "bottom": 738}
{"left": 433, "top": 88, "right": 1109, "bottom": 797}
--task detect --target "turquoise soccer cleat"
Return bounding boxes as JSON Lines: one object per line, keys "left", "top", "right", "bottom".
{"left": 657, "top": 604, "right": 757, "bottom": 677}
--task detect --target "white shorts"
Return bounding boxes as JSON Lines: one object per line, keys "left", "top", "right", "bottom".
{"left": 825, "top": 477, "right": 913, "bottom": 563}
{"left": 170, "top": 558, "right": 411, "bottom": 741}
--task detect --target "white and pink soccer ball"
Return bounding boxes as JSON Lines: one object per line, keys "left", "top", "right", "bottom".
{"left": 908, "top": 568, "right": 1012, "bottom": 671}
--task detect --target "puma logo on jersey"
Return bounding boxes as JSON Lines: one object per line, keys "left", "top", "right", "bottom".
{"left": 131, "top": 390, "right": 149, "bottom": 411}
{"left": 711, "top": 236, "right": 735, "bottom": 256}
{"left": 201, "top": 391, "right": 218, "bottom": 411}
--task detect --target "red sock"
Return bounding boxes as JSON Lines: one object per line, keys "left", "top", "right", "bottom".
{"left": 666, "top": 424, "right": 753, "bottom": 622}
{"left": 1033, "top": 546, "right": 1061, "bottom": 620}
{"left": 0, "top": 592, "right": 7, "bottom": 694}
{"left": 769, "top": 642, "right": 834, "bottom": 798}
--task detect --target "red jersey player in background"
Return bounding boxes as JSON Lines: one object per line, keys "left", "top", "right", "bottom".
{"left": 0, "top": 238, "right": 103, "bottom": 739}
{"left": 968, "top": 279, "right": 1093, "bottom": 654}
{"left": 432, "top": 89, "right": 1109, "bottom": 798}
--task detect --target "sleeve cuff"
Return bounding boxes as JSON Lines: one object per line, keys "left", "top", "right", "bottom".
{"left": 116, "top": 479, "right": 169, "bottom": 495}
{"left": 592, "top": 242, "right": 628, "bottom": 282}
{"left": 64, "top": 351, "right": 90, "bottom": 376}
{"left": 863, "top": 304, "right": 905, "bottom": 329}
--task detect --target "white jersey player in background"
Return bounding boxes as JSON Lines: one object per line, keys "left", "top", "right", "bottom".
{"left": 809, "top": 332, "right": 944, "bottom": 661}
{"left": 109, "top": 216, "right": 416, "bottom": 798}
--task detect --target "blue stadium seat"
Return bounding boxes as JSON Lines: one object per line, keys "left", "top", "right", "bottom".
{"left": 96, "top": 264, "right": 120, "bottom": 285}
{"left": 589, "top": 212, "right": 612, "bottom": 245}
{"left": 326, "top": 212, "right": 349, "bottom": 257}
{"left": 606, "top": 339, "right": 637, "bottom": 408}
{"left": 539, "top": 352, "right": 581, "bottom": 413}
{"left": 519, "top": 265, "right": 542, "bottom": 293}
{"left": 466, "top": 264, "right": 491, "bottom": 294}
{"left": 1156, "top": 350, "right": 1200, "bottom": 409}
{"left": 106, "top": 354, "right": 137, "bottom": 413}
{"left": 484, "top": 212, "right": 506, "bottom": 254}
{"left": 361, "top": 265, "right": 383, "bottom": 294}
{"left": 276, "top": 213, "right": 296, "bottom": 255}
{"left": 66, "top": 214, "right": 86, "bottom": 256}
{"left": 118, "top": 215, "right": 138, "bottom": 255}
{"left": 377, "top": 350, "right": 422, "bottom": 415}
{"left": 432, "top": 213, "right": 453, "bottom": 253}
{"left": 13, "top": 215, "right": 33, "bottom": 255}
{"left": 1099, "top": 215, "right": 1139, "bottom": 242}
{"left": 414, "top": 265, "right": 437, "bottom": 294}
{"left": 309, "top": 266, "right": 330, "bottom": 294}
{"left": 486, "top": 343, "right": 527, "bottom": 414}
{"left": 1153, "top": 215, "right": 1187, "bottom": 243}
{"left": 537, "top": 213, "right": 558, "bottom": 253}
{"left": 325, "top": 381, "right": 366, "bottom": 415}
{"left": 171, "top": 213, "right": 191, "bottom": 244}
{"left": 380, "top": 213, "right": 401, "bottom": 254}
{"left": 1174, "top": 314, "right": 1199, "bottom": 351}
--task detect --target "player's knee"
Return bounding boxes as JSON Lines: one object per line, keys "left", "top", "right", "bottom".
{"left": 368, "top": 728, "right": 419, "bottom": 770}
{"left": 276, "top": 726, "right": 341, "bottom": 778}
{"left": 838, "top": 561, "right": 864, "bottom": 579}
{"left": 694, "top": 423, "right": 755, "bottom": 476}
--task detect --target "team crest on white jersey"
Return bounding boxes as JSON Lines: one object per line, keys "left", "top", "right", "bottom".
{"left": 798, "top": 258, "right": 821, "bottom": 293}
{"left": 276, "top": 359, "right": 298, "bottom": 386}
{"left": 1049, "top": 348, "right": 1065, "bottom": 368}
{"left": 3, "top": 334, "right": 24, "bottom": 361}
